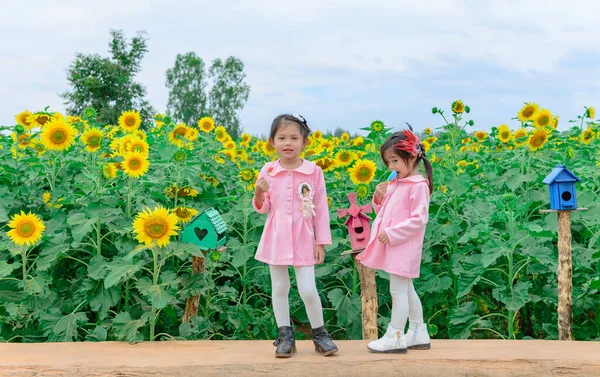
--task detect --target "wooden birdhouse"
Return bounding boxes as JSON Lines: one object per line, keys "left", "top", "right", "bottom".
{"left": 337, "top": 192, "right": 372, "bottom": 253}
{"left": 542, "top": 164, "right": 582, "bottom": 211}
{"left": 181, "top": 208, "right": 227, "bottom": 250}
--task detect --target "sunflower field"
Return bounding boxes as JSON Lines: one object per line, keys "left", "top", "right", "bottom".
{"left": 1, "top": 102, "right": 599, "bottom": 343}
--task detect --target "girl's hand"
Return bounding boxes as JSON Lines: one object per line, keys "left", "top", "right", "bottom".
{"left": 377, "top": 231, "right": 389, "bottom": 244}
{"left": 374, "top": 181, "right": 388, "bottom": 204}
{"left": 314, "top": 245, "right": 325, "bottom": 264}
{"left": 255, "top": 178, "right": 269, "bottom": 194}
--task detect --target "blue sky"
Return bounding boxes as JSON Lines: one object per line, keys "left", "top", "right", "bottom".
{"left": 1, "top": 0, "right": 598, "bottom": 137}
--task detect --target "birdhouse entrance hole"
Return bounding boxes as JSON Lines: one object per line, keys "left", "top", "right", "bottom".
{"left": 561, "top": 191, "right": 572, "bottom": 201}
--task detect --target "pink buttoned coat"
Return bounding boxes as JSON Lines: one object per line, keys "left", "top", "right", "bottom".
{"left": 355, "top": 175, "right": 430, "bottom": 278}
{"left": 252, "top": 159, "right": 332, "bottom": 266}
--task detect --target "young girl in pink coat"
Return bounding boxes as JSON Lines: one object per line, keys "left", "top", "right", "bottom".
{"left": 356, "top": 128, "right": 434, "bottom": 353}
{"left": 253, "top": 114, "right": 338, "bottom": 358}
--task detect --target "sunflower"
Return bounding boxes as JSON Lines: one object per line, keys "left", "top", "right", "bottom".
{"left": 340, "top": 132, "right": 350, "bottom": 142}
{"left": 315, "top": 156, "right": 336, "bottom": 172}
{"left": 552, "top": 116, "right": 560, "bottom": 130}
{"left": 422, "top": 140, "right": 431, "bottom": 152}
{"left": 122, "top": 151, "right": 150, "bottom": 178}
{"left": 587, "top": 107, "right": 596, "bottom": 119}
{"left": 349, "top": 159, "right": 377, "bottom": 185}
{"left": 214, "top": 126, "right": 229, "bottom": 143}
{"left": 370, "top": 120, "right": 385, "bottom": 133}
{"left": 262, "top": 141, "right": 276, "bottom": 156}
{"left": 452, "top": 100, "right": 465, "bottom": 114}
{"left": 165, "top": 186, "right": 200, "bottom": 199}
{"left": 527, "top": 128, "right": 552, "bottom": 151}
{"left": 27, "top": 113, "right": 53, "bottom": 129}
{"left": 40, "top": 118, "right": 77, "bottom": 151}
{"left": 474, "top": 131, "right": 488, "bottom": 141}
{"left": 134, "top": 130, "right": 147, "bottom": 141}
{"left": 236, "top": 149, "right": 248, "bottom": 162}
{"left": 514, "top": 128, "right": 528, "bottom": 146}
{"left": 198, "top": 116, "right": 215, "bottom": 132}
{"left": 532, "top": 109, "right": 553, "bottom": 128}
{"left": 312, "top": 130, "right": 323, "bottom": 140}
{"left": 169, "top": 123, "right": 192, "bottom": 147}
{"left": 186, "top": 127, "right": 199, "bottom": 142}
{"left": 127, "top": 137, "right": 150, "bottom": 157}
{"left": 320, "top": 139, "right": 334, "bottom": 152}
{"left": 335, "top": 150, "right": 355, "bottom": 167}
{"left": 240, "top": 133, "right": 251, "bottom": 145}
{"left": 12, "top": 132, "right": 33, "bottom": 149}
{"left": 350, "top": 136, "right": 364, "bottom": 147}
{"left": 497, "top": 124, "right": 512, "bottom": 143}
{"left": 15, "top": 111, "right": 33, "bottom": 130}
{"left": 132, "top": 206, "right": 179, "bottom": 248}
{"left": 221, "top": 149, "right": 235, "bottom": 161}
{"left": 424, "top": 128, "right": 432, "bottom": 135}
{"left": 356, "top": 183, "right": 369, "bottom": 199}
{"left": 118, "top": 110, "right": 142, "bottom": 133}
{"left": 102, "top": 163, "right": 118, "bottom": 179}
{"left": 517, "top": 103, "right": 539, "bottom": 122}
{"left": 7, "top": 211, "right": 45, "bottom": 246}
{"left": 239, "top": 168, "right": 255, "bottom": 182}
{"left": 81, "top": 128, "right": 103, "bottom": 153}
{"left": 224, "top": 140, "right": 236, "bottom": 150}
{"left": 214, "top": 155, "right": 225, "bottom": 164}
{"left": 456, "top": 160, "right": 467, "bottom": 169}
{"left": 174, "top": 206, "right": 199, "bottom": 223}
{"left": 580, "top": 128, "right": 595, "bottom": 145}
{"left": 462, "top": 137, "right": 471, "bottom": 144}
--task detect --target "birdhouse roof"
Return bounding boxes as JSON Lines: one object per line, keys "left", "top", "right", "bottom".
{"left": 542, "top": 164, "right": 581, "bottom": 185}
{"left": 204, "top": 208, "right": 227, "bottom": 233}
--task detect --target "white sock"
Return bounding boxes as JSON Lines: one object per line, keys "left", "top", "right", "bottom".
{"left": 269, "top": 265, "right": 291, "bottom": 327}
{"left": 294, "top": 266, "right": 325, "bottom": 329}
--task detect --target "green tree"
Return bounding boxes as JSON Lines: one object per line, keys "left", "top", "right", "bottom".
{"left": 165, "top": 52, "right": 208, "bottom": 125}
{"left": 62, "top": 29, "right": 154, "bottom": 125}
{"left": 208, "top": 57, "right": 251, "bottom": 139}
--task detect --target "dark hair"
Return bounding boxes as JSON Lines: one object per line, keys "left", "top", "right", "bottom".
{"left": 380, "top": 131, "right": 434, "bottom": 194}
{"left": 269, "top": 114, "right": 311, "bottom": 140}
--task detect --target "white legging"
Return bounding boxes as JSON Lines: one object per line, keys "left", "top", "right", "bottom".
{"left": 390, "top": 274, "right": 424, "bottom": 332}
{"left": 269, "top": 265, "right": 324, "bottom": 329}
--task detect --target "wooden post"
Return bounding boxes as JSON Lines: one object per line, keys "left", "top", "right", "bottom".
{"left": 557, "top": 211, "right": 572, "bottom": 340}
{"left": 182, "top": 253, "right": 206, "bottom": 324}
{"left": 182, "top": 246, "right": 226, "bottom": 323}
{"left": 540, "top": 208, "right": 587, "bottom": 340}
{"left": 352, "top": 254, "right": 378, "bottom": 340}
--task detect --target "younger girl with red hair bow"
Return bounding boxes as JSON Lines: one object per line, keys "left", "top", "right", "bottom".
{"left": 356, "top": 128, "right": 434, "bottom": 353}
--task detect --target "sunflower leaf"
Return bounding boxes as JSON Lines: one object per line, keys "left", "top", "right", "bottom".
{"left": 135, "top": 277, "right": 176, "bottom": 309}
{"left": 104, "top": 259, "right": 144, "bottom": 288}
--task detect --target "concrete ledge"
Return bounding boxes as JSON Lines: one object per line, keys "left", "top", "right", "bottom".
{"left": 1, "top": 340, "right": 600, "bottom": 377}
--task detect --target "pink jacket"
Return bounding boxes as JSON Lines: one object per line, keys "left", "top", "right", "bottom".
{"left": 252, "top": 159, "right": 332, "bottom": 266}
{"left": 355, "top": 175, "right": 430, "bottom": 278}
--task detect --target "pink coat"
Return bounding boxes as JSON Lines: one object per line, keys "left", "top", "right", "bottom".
{"left": 252, "top": 159, "right": 332, "bottom": 266}
{"left": 355, "top": 175, "right": 430, "bottom": 278}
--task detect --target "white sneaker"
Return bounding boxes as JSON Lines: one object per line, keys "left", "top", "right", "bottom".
{"left": 405, "top": 321, "right": 431, "bottom": 349}
{"left": 367, "top": 324, "right": 407, "bottom": 353}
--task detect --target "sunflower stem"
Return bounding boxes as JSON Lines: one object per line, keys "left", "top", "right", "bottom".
{"left": 96, "top": 218, "right": 102, "bottom": 256}
{"left": 125, "top": 279, "right": 130, "bottom": 311}
{"left": 21, "top": 246, "right": 27, "bottom": 282}
{"left": 126, "top": 177, "right": 133, "bottom": 217}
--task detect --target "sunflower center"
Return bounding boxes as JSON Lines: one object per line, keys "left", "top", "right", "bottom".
{"left": 523, "top": 107, "right": 534, "bottom": 118}
{"left": 38, "top": 116, "right": 50, "bottom": 126}
{"left": 539, "top": 116, "right": 550, "bottom": 126}
{"left": 18, "top": 221, "right": 35, "bottom": 237}
{"left": 144, "top": 218, "right": 168, "bottom": 239}
{"left": 126, "top": 116, "right": 136, "bottom": 127}
{"left": 129, "top": 158, "right": 141, "bottom": 169}
{"left": 174, "top": 127, "right": 187, "bottom": 137}
{"left": 175, "top": 208, "right": 190, "bottom": 218}
{"left": 531, "top": 135, "right": 546, "bottom": 147}
{"left": 501, "top": 131, "right": 510, "bottom": 139}
{"left": 88, "top": 136, "right": 100, "bottom": 147}
{"left": 133, "top": 145, "right": 144, "bottom": 153}
{"left": 18, "top": 134, "right": 31, "bottom": 146}
{"left": 358, "top": 167, "right": 370, "bottom": 179}
{"left": 340, "top": 153, "right": 350, "bottom": 162}
{"left": 50, "top": 129, "right": 66, "bottom": 144}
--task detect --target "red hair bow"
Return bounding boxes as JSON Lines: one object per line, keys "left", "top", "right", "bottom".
{"left": 393, "top": 129, "right": 422, "bottom": 157}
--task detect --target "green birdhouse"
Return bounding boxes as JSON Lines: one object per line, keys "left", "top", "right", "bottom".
{"left": 181, "top": 208, "right": 227, "bottom": 250}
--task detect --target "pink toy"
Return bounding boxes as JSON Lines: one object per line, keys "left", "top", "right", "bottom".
{"left": 337, "top": 192, "right": 373, "bottom": 254}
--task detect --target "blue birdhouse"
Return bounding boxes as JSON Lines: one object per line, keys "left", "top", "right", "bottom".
{"left": 542, "top": 164, "right": 581, "bottom": 211}
{"left": 181, "top": 208, "right": 227, "bottom": 250}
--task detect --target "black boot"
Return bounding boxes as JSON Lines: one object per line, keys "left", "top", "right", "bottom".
{"left": 312, "top": 326, "right": 338, "bottom": 356}
{"left": 273, "top": 326, "right": 296, "bottom": 358}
